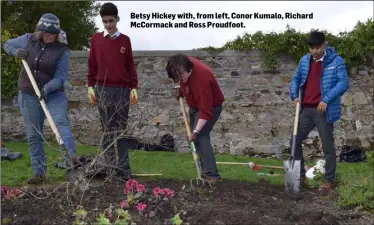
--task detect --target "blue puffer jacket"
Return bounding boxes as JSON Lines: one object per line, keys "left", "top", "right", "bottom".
{"left": 289, "top": 47, "right": 349, "bottom": 123}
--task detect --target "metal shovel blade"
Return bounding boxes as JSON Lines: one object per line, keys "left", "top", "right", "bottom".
{"left": 284, "top": 99, "right": 302, "bottom": 195}
{"left": 284, "top": 158, "right": 301, "bottom": 194}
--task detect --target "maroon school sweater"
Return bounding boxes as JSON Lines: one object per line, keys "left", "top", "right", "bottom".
{"left": 302, "top": 59, "right": 323, "bottom": 106}
{"left": 180, "top": 57, "right": 225, "bottom": 120}
{"left": 87, "top": 32, "right": 138, "bottom": 88}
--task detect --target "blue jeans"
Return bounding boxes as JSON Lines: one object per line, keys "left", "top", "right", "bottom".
{"left": 18, "top": 90, "right": 76, "bottom": 176}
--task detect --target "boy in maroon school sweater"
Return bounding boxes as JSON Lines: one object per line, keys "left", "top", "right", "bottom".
{"left": 166, "top": 54, "right": 225, "bottom": 182}
{"left": 87, "top": 2, "right": 138, "bottom": 181}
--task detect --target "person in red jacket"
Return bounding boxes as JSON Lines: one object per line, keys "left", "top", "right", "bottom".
{"left": 87, "top": 2, "right": 138, "bottom": 182}
{"left": 166, "top": 54, "right": 225, "bottom": 182}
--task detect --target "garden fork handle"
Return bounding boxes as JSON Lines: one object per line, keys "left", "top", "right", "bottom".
{"left": 178, "top": 96, "right": 202, "bottom": 179}
{"left": 179, "top": 97, "right": 192, "bottom": 138}
{"left": 21, "top": 60, "right": 64, "bottom": 146}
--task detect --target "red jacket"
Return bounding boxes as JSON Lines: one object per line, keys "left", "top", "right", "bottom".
{"left": 87, "top": 32, "right": 138, "bottom": 88}
{"left": 180, "top": 56, "right": 224, "bottom": 120}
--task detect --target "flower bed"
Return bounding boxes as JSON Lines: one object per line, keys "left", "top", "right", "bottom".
{"left": 1, "top": 179, "right": 372, "bottom": 225}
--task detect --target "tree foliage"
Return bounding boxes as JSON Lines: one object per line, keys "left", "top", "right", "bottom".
{"left": 1, "top": 0, "right": 101, "bottom": 50}
{"left": 1, "top": 29, "right": 21, "bottom": 99}
{"left": 199, "top": 19, "right": 374, "bottom": 71}
{"left": 1, "top": 0, "right": 101, "bottom": 99}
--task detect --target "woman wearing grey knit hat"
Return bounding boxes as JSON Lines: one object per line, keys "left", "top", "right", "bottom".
{"left": 2, "top": 13, "right": 76, "bottom": 185}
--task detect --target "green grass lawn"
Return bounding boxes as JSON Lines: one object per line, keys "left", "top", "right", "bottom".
{"left": 1, "top": 141, "right": 373, "bottom": 211}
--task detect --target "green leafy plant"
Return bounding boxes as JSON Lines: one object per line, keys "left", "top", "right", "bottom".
{"left": 2, "top": 218, "right": 12, "bottom": 225}
{"left": 96, "top": 213, "right": 111, "bottom": 225}
{"left": 72, "top": 205, "right": 88, "bottom": 225}
{"left": 73, "top": 205, "right": 131, "bottom": 225}
{"left": 113, "top": 209, "right": 131, "bottom": 225}
{"left": 198, "top": 19, "right": 374, "bottom": 72}
{"left": 95, "top": 204, "right": 132, "bottom": 225}
{"left": 120, "top": 179, "right": 146, "bottom": 209}
{"left": 1, "top": 29, "right": 21, "bottom": 99}
{"left": 365, "top": 150, "right": 374, "bottom": 168}
{"left": 71, "top": 179, "right": 176, "bottom": 224}
{"left": 335, "top": 170, "right": 374, "bottom": 211}
{"left": 170, "top": 210, "right": 185, "bottom": 225}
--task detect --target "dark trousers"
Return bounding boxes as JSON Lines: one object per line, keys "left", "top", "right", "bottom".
{"left": 291, "top": 107, "right": 336, "bottom": 182}
{"left": 95, "top": 86, "right": 132, "bottom": 177}
{"left": 189, "top": 106, "right": 222, "bottom": 179}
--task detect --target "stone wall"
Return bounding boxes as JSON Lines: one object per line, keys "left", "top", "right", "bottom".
{"left": 2, "top": 50, "right": 373, "bottom": 159}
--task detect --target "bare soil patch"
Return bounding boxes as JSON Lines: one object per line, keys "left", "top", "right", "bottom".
{"left": 1, "top": 178, "right": 373, "bottom": 225}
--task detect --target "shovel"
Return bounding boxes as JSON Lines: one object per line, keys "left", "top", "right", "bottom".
{"left": 21, "top": 60, "right": 81, "bottom": 183}
{"left": 177, "top": 93, "right": 202, "bottom": 180}
{"left": 283, "top": 100, "right": 301, "bottom": 195}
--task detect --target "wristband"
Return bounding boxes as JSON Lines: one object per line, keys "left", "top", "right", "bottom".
{"left": 193, "top": 130, "right": 200, "bottom": 134}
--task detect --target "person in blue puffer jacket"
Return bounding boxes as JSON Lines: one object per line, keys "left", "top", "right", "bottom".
{"left": 289, "top": 31, "right": 349, "bottom": 192}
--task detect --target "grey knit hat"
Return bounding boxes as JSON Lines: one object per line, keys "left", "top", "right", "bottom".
{"left": 36, "top": 13, "right": 61, "bottom": 34}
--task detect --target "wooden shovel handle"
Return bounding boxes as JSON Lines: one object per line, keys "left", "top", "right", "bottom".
{"left": 290, "top": 90, "right": 301, "bottom": 159}
{"left": 293, "top": 101, "right": 301, "bottom": 136}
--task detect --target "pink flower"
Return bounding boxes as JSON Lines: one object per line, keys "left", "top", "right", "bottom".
{"left": 153, "top": 187, "right": 161, "bottom": 198}
{"left": 136, "top": 184, "right": 145, "bottom": 192}
{"left": 1, "top": 186, "right": 7, "bottom": 194}
{"left": 124, "top": 179, "right": 144, "bottom": 195}
{"left": 5, "top": 188, "right": 21, "bottom": 200}
{"left": 163, "top": 188, "right": 175, "bottom": 198}
{"left": 128, "top": 179, "right": 138, "bottom": 187}
{"left": 120, "top": 200, "right": 127, "bottom": 208}
{"left": 152, "top": 187, "right": 175, "bottom": 199}
{"left": 135, "top": 202, "right": 147, "bottom": 211}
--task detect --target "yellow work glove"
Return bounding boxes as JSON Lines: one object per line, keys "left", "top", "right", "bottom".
{"left": 87, "top": 86, "right": 96, "bottom": 104}
{"left": 130, "top": 89, "right": 138, "bottom": 105}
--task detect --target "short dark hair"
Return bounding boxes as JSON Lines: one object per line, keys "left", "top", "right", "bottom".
{"left": 307, "top": 31, "right": 325, "bottom": 46}
{"left": 100, "top": 2, "right": 118, "bottom": 17}
{"left": 166, "top": 54, "right": 193, "bottom": 82}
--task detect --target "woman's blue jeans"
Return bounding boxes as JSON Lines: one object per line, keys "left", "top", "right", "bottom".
{"left": 18, "top": 90, "right": 76, "bottom": 176}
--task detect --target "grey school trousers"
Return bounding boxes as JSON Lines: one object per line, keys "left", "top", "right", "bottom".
{"left": 291, "top": 106, "right": 336, "bottom": 182}
{"left": 189, "top": 105, "right": 222, "bottom": 179}
{"left": 95, "top": 85, "right": 132, "bottom": 177}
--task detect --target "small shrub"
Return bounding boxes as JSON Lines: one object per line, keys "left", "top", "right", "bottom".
{"left": 1, "top": 186, "right": 23, "bottom": 200}
{"left": 198, "top": 19, "right": 374, "bottom": 72}
{"left": 335, "top": 164, "right": 374, "bottom": 211}
{"left": 1, "top": 29, "right": 21, "bottom": 99}
{"left": 365, "top": 150, "right": 374, "bottom": 168}
{"left": 73, "top": 179, "right": 177, "bottom": 224}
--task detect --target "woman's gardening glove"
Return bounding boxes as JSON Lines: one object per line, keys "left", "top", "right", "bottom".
{"left": 38, "top": 88, "right": 47, "bottom": 102}
{"left": 15, "top": 48, "right": 28, "bottom": 59}
{"left": 87, "top": 86, "right": 96, "bottom": 104}
{"left": 130, "top": 89, "right": 138, "bottom": 105}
